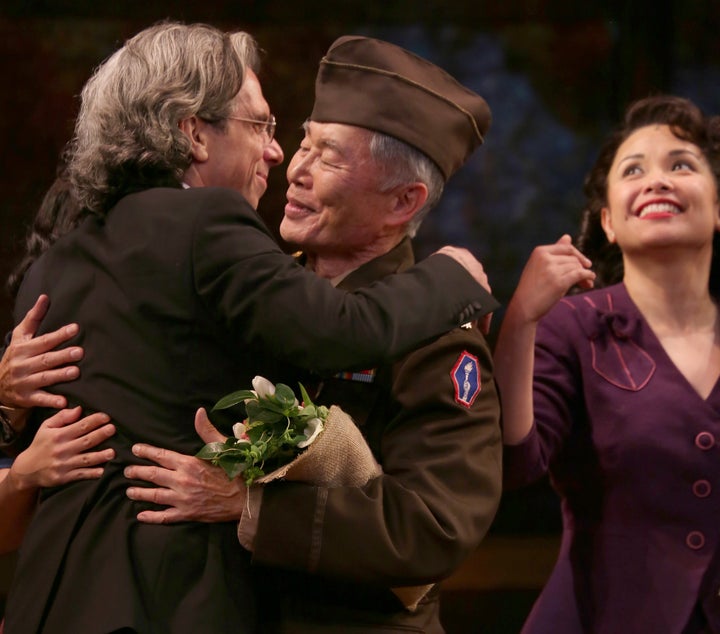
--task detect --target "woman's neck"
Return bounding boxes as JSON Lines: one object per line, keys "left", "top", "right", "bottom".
{"left": 623, "top": 253, "right": 716, "bottom": 333}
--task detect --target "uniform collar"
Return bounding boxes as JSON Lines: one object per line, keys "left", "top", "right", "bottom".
{"left": 336, "top": 238, "right": 415, "bottom": 291}
{"left": 294, "top": 238, "right": 415, "bottom": 292}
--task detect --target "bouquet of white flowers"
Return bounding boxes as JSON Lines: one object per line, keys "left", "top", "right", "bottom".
{"left": 196, "top": 376, "right": 381, "bottom": 487}
{"left": 196, "top": 375, "right": 430, "bottom": 611}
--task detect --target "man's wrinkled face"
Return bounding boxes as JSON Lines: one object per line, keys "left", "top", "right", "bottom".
{"left": 281, "top": 121, "right": 398, "bottom": 256}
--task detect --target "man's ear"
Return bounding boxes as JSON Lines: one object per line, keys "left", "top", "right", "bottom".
{"left": 388, "top": 182, "right": 429, "bottom": 226}
{"left": 179, "top": 116, "right": 210, "bottom": 163}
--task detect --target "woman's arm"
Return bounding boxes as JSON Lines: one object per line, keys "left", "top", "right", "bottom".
{"left": 0, "top": 407, "right": 114, "bottom": 554}
{"left": 494, "top": 235, "right": 595, "bottom": 445}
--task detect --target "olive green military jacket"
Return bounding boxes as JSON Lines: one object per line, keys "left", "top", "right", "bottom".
{"left": 252, "top": 238, "right": 503, "bottom": 633}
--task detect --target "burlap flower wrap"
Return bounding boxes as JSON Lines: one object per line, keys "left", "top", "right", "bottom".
{"left": 256, "top": 405, "right": 380, "bottom": 486}
{"left": 256, "top": 405, "right": 432, "bottom": 611}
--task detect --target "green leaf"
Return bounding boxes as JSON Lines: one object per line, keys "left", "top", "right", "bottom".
{"left": 245, "top": 401, "right": 285, "bottom": 424}
{"left": 212, "top": 390, "right": 256, "bottom": 411}
{"left": 245, "top": 425, "right": 266, "bottom": 445}
{"left": 297, "top": 404, "right": 317, "bottom": 421}
{"left": 274, "top": 383, "right": 297, "bottom": 408}
{"left": 298, "top": 382, "right": 313, "bottom": 407}
{"left": 219, "top": 457, "right": 247, "bottom": 480}
{"left": 195, "top": 442, "right": 227, "bottom": 459}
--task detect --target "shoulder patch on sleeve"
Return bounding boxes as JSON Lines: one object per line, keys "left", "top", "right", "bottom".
{"left": 451, "top": 351, "right": 481, "bottom": 408}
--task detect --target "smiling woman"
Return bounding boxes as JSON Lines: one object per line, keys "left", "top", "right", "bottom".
{"left": 494, "top": 95, "right": 720, "bottom": 634}
{"left": 578, "top": 95, "right": 720, "bottom": 289}
{"left": 600, "top": 124, "right": 720, "bottom": 265}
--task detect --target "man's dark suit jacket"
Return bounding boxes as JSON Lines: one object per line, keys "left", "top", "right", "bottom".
{"left": 3, "top": 186, "right": 494, "bottom": 634}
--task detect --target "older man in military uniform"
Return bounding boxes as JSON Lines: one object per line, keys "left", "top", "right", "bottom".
{"left": 151, "top": 35, "right": 502, "bottom": 632}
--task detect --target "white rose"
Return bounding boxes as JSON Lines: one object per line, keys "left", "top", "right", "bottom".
{"left": 297, "top": 417, "right": 324, "bottom": 449}
{"left": 251, "top": 376, "right": 276, "bottom": 399}
{"left": 233, "top": 422, "right": 250, "bottom": 443}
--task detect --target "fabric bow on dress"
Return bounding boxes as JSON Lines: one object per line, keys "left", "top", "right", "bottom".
{"left": 576, "top": 294, "right": 656, "bottom": 392}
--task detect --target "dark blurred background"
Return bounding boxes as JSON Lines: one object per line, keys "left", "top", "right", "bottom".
{"left": 1, "top": 1, "right": 719, "bottom": 632}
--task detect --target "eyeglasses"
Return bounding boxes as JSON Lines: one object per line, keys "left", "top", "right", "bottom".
{"left": 226, "top": 114, "right": 277, "bottom": 142}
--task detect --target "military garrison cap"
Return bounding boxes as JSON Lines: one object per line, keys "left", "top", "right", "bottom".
{"left": 310, "top": 35, "right": 491, "bottom": 181}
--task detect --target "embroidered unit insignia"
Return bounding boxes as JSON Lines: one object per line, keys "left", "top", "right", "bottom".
{"left": 451, "top": 351, "right": 481, "bottom": 407}
{"left": 334, "top": 369, "right": 376, "bottom": 383}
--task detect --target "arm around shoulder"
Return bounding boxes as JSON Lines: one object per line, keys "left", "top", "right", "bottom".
{"left": 194, "top": 203, "right": 500, "bottom": 374}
